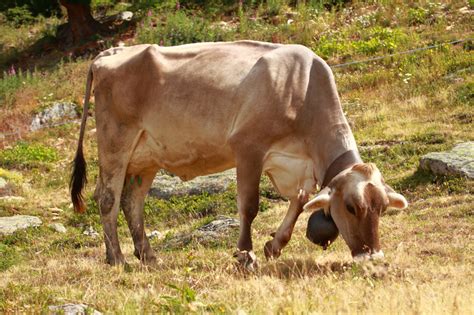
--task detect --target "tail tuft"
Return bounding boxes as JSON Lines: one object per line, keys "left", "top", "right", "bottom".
{"left": 70, "top": 67, "right": 92, "bottom": 213}
{"left": 70, "top": 144, "right": 87, "bottom": 213}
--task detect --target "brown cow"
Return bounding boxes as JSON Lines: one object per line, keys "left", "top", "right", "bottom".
{"left": 70, "top": 41, "right": 407, "bottom": 268}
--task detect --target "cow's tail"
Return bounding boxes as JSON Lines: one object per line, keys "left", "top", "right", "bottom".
{"left": 70, "top": 66, "right": 93, "bottom": 213}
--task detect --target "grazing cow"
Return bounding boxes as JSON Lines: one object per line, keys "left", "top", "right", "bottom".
{"left": 71, "top": 40, "right": 407, "bottom": 268}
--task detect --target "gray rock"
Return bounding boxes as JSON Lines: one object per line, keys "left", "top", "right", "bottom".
{"left": 198, "top": 215, "right": 239, "bottom": 233}
{"left": 48, "top": 303, "right": 102, "bottom": 315}
{"left": 49, "top": 223, "right": 67, "bottom": 233}
{"left": 149, "top": 169, "right": 236, "bottom": 199}
{"left": 420, "top": 142, "right": 474, "bottom": 179}
{"left": 83, "top": 226, "right": 99, "bottom": 238}
{"left": 163, "top": 216, "right": 239, "bottom": 249}
{"left": 0, "top": 215, "right": 42, "bottom": 235}
{"left": 30, "top": 102, "right": 78, "bottom": 131}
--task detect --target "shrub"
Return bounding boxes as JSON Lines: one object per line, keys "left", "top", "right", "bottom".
{"left": 0, "top": 0, "right": 61, "bottom": 18}
{"left": 0, "top": 142, "right": 59, "bottom": 169}
{"left": 0, "top": 68, "right": 39, "bottom": 109}
{"left": 407, "top": 7, "right": 428, "bottom": 25}
{"left": 354, "top": 27, "right": 406, "bottom": 55}
{"left": 137, "top": 10, "right": 225, "bottom": 46}
{"left": 315, "top": 35, "right": 351, "bottom": 59}
{"left": 4, "top": 5, "right": 34, "bottom": 27}
{"left": 0, "top": 244, "right": 20, "bottom": 272}
{"left": 453, "top": 81, "right": 473, "bottom": 106}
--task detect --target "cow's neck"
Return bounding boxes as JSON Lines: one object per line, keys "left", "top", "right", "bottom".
{"left": 321, "top": 149, "right": 361, "bottom": 188}
{"left": 312, "top": 118, "right": 361, "bottom": 188}
{"left": 306, "top": 81, "right": 362, "bottom": 188}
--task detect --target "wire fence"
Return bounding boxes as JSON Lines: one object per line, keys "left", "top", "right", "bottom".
{"left": 330, "top": 38, "right": 472, "bottom": 69}
{"left": 1, "top": 37, "right": 472, "bottom": 144}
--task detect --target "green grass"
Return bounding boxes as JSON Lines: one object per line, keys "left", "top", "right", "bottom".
{"left": 0, "top": 244, "right": 20, "bottom": 272}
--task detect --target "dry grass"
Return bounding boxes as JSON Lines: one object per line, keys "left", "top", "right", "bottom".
{"left": 1, "top": 197, "right": 473, "bottom": 313}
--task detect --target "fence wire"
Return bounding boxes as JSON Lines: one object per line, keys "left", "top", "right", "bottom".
{"left": 330, "top": 38, "right": 472, "bottom": 69}
{"left": 1, "top": 37, "right": 472, "bottom": 143}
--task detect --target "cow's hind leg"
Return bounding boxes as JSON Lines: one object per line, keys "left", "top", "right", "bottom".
{"left": 121, "top": 172, "right": 157, "bottom": 265}
{"left": 95, "top": 169, "right": 127, "bottom": 266}
{"left": 264, "top": 189, "right": 308, "bottom": 259}
{"left": 233, "top": 152, "right": 264, "bottom": 270}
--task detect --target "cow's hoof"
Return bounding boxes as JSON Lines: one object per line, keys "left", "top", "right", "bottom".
{"left": 134, "top": 248, "right": 157, "bottom": 265}
{"left": 140, "top": 254, "right": 159, "bottom": 268}
{"left": 264, "top": 240, "right": 281, "bottom": 260}
{"left": 233, "top": 250, "right": 258, "bottom": 272}
{"left": 106, "top": 253, "right": 126, "bottom": 266}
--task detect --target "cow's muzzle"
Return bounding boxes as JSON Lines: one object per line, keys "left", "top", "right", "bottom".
{"left": 353, "top": 250, "right": 384, "bottom": 262}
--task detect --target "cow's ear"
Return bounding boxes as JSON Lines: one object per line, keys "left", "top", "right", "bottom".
{"left": 387, "top": 192, "right": 408, "bottom": 209}
{"left": 384, "top": 184, "right": 408, "bottom": 209}
{"left": 304, "top": 187, "right": 330, "bottom": 211}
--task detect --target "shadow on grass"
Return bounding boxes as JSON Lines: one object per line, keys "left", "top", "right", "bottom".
{"left": 1, "top": 18, "right": 137, "bottom": 74}
{"left": 259, "top": 258, "right": 354, "bottom": 279}
{"left": 393, "top": 168, "right": 472, "bottom": 195}
{"left": 228, "top": 258, "right": 396, "bottom": 280}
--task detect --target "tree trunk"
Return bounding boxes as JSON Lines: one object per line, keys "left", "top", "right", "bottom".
{"left": 59, "top": 0, "right": 103, "bottom": 44}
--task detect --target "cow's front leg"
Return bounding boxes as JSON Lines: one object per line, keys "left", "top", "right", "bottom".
{"left": 121, "top": 172, "right": 157, "bottom": 266}
{"left": 264, "top": 189, "right": 308, "bottom": 260}
{"left": 233, "top": 154, "right": 263, "bottom": 271}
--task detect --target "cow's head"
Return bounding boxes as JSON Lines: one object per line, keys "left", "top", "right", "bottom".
{"left": 304, "top": 163, "right": 407, "bottom": 261}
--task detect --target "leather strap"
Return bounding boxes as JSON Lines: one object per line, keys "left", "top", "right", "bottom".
{"left": 321, "top": 150, "right": 362, "bottom": 188}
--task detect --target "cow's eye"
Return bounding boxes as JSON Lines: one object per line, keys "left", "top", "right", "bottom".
{"left": 346, "top": 204, "right": 356, "bottom": 215}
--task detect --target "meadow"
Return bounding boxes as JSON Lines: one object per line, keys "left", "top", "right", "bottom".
{"left": 0, "top": 0, "right": 473, "bottom": 313}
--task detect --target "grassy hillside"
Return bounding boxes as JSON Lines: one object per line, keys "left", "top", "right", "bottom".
{"left": 1, "top": 0, "right": 473, "bottom": 313}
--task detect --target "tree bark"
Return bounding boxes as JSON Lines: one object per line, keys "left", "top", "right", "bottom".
{"left": 59, "top": 0, "right": 103, "bottom": 43}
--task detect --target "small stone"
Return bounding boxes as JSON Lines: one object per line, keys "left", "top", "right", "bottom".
{"left": 49, "top": 223, "right": 67, "bottom": 233}
{"left": 83, "top": 226, "right": 99, "bottom": 238}
{"left": 420, "top": 142, "right": 474, "bottom": 179}
{"left": 119, "top": 11, "right": 133, "bottom": 21}
{"left": 149, "top": 230, "right": 164, "bottom": 240}
{"left": 0, "top": 177, "right": 6, "bottom": 190}
{"left": 459, "top": 6, "right": 472, "bottom": 14}
{"left": 0, "top": 215, "right": 42, "bottom": 235}
{"left": 48, "top": 303, "right": 102, "bottom": 315}
{"left": 49, "top": 207, "right": 64, "bottom": 213}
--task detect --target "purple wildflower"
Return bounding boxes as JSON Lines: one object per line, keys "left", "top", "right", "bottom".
{"left": 8, "top": 65, "right": 16, "bottom": 76}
